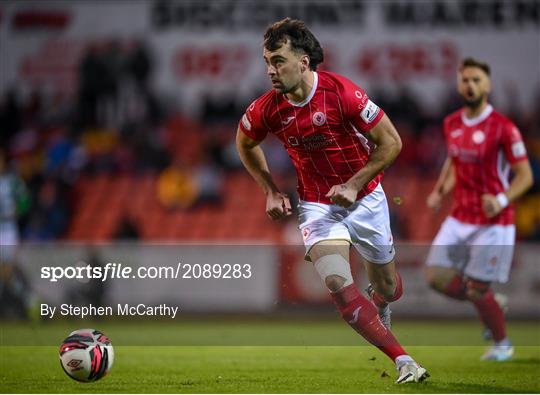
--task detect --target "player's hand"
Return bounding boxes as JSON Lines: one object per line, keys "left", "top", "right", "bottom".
{"left": 266, "top": 192, "right": 292, "bottom": 220}
{"left": 481, "top": 194, "right": 503, "bottom": 218}
{"left": 325, "top": 183, "right": 359, "bottom": 208}
{"left": 426, "top": 191, "right": 443, "bottom": 211}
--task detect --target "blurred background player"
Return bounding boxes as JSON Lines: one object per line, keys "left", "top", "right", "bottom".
{"left": 425, "top": 58, "right": 533, "bottom": 361}
{"left": 236, "top": 18, "right": 428, "bottom": 383}
{"left": 0, "top": 149, "right": 32, "bottom": 318}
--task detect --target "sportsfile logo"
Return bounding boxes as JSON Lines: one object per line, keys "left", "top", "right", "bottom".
{"left": 41, "top": 262, "right": 182, "bottom": 282}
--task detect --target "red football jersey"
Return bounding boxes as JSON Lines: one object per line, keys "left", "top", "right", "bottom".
{"left": 238, "top": 71, "right": 385, "bottom": 204}
{"left": 444, "top": 104, "right": 528, "bottom": 225}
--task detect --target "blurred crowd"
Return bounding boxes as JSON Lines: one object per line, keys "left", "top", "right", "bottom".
{"left": 1, "top": 39, "right": 539, "bottom": 242}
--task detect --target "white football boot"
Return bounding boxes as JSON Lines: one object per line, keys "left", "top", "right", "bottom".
{"left": 396, "top": 361, "right": 430, "bottom": 384}
{"left": 481, "top": 343, "right": 514, "bottom": 361}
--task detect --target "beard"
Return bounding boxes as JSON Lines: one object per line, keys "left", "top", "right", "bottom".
{"left": 461, "top": 93, "right": 485, "bottom": 110}
{"left": 274, "top": 82, "right": 293, "bottom": 94}
{"left": 272, "top": 77, "right": 301, "bottom": 95}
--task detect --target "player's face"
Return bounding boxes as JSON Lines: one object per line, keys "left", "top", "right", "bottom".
{"left": 457, "top": 67, "right": 491, "bottom": 108}
{"left": 263, "top": 42, "right": 307, "bottom": 94}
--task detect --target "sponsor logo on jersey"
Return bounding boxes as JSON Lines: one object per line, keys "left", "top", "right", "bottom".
{"left": 458, "top": 148, "right": 481, "bottom": 163}
{"left": 241, "top": 114, "right": 251, "bottom": 131}
{"left": 472, "top": 130, "right": 485, "bottom": 144}
{"left": 355, "top": 90, "right": 368, "bottom": 106}
{"left": 360, "top": 100, "right": 380, "bottom": 123}
{"left": 282, "top": 116, "right": 295, "bottom": 126}
{"left": 450, "top": 129, "right": 463, "bottom": 138}
{"left": 301, "top": 133, "right": 330, "bottom": 150}
{"left": 312, "top": 111, "right": 326, "bottom": 126}
{"left": 511, "top": 141, "right": 526, "bottom": 158}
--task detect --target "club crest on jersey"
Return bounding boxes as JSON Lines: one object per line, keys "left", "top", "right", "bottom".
{"left": 302, "top": 227, "right": 310, "bottom": 239}
{"left": 312, "top": 112, "right": 326, "bottom": 126}
{"left": 472, "top": 130, "right": 485, "bottom": 144}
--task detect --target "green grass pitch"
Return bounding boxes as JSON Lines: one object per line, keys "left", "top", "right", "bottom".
{"left": 1, "top": 320, "right": 539, "bottom": 393}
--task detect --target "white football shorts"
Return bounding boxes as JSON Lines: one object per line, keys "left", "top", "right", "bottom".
{"left": 0, "top": 221, "right": 19, "bottom": 263}
{"left": 298, "top": 183, "right": 395, "bottom": 264}
{"left": 426, "top": 216, "right": 515, "bottom": 283}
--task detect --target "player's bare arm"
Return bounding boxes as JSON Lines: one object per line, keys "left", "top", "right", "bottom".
{"left": 482, "top": 159, "right": 533, "bottom": 218}
{"left": 235, "top": 128, "right": 292, "bottom": 220}
{"left": 427, "top": 157, "right": 456, "bottom": 211}
{"left": 326, "top": 114, "right": 402, "bottom": 207}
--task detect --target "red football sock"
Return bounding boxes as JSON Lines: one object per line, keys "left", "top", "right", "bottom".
{"left": 443, "top": 275, "right": 467, "bottom": 300}
{"left": 372, "top": 272, "right": 403, "bottom": 308}
{"left": 331, "top": 284, "right": 407, "bottom": 361}
{"left": 472, "top": 290, "right": 507, "bottom": 342}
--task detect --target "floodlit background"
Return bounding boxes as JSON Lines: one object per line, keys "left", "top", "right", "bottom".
{"left": 1, "top": 0, "right": 539, "bottom": 324}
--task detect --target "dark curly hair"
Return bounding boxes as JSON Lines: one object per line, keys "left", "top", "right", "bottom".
{"left": 264, "top": 18, "right": 324, "bottom": 71}
{"left": 460, "top": 57, "right": 491, "bottom": 76}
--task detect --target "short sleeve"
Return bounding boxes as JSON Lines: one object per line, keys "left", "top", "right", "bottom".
{"left": 340, "top": 78, "right": 385, "bottom": 133}
{"left": 442, "top": 117, "right": 453, "bottom": 156}
{"left": 501, "top": 121, "right": 527, "bottom": 164}
{"left": 238, "top": 99, "right": 268, "bottom": 142}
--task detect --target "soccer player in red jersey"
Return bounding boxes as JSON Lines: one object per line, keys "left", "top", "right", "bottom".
{"left": 426, "top": 58, "right": 533, "bottom": 361}
{"left": 236, "top": 18, "right": 428, "bottom": 383}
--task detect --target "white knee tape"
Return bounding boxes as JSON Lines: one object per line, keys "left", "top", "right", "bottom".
{"left": 314, "top": 254, "right": 353, "bottom": 287}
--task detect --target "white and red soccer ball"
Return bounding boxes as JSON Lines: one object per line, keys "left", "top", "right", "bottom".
{"left": 59, "top": 329, "right": 114, "bottom": 382}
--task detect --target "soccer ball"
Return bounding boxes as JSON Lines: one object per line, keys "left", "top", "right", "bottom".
{"left": 59, "top": 329, "right": 114, "bottom": 382}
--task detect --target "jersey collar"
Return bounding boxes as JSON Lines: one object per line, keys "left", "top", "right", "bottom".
{"left": 286, "top": 72, "right": 318, "bottom": 107}
{"left": 461, "top": 104, "right": 493, "bottom": 127}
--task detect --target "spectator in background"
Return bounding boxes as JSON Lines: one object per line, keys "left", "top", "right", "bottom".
{"left": 100, "top": 39, "right": 124, "bottom": 128}
{"left": 24, "top": 179, "right": 68, "bottom": 240}
{"left": 156, "top": 153, "right": 224, "bottom": 210}
{"left": 78, "top": 42, "right": 104, "bottom": 127}
{"left": 125, "top": 39, "right": 158, "bottom": 121}
{"left": 114, "top": 216, "right": 141, "bottom": 240}
{"left": 0, "top": 89, "right": 22, "bottom": 149}
{"left": 157, "top": 158, "right": 198, "bottom": 210}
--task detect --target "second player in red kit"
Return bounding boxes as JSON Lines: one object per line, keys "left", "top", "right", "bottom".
{"left": 426, "top": 58, "right": 533, "bottom": 361}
